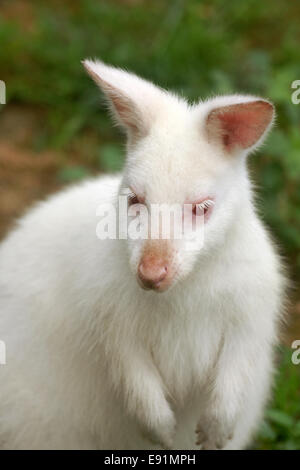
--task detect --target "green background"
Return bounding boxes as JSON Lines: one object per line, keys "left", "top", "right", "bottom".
{"left": 1, "top": 0, "right": 300, "bottom": 449}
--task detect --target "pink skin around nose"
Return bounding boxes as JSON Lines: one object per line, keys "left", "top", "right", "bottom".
{"left": 138, "top": 257, "right": 168, "bottom": 291}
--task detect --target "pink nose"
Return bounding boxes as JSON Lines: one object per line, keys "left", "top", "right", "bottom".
{"left": 138, "top": 259, "right": 168, "bottom": 290}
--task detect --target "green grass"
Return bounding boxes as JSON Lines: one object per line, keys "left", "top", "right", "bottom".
{"left": 256, "top": 347, "right": 300, "bottom": 449}
{"left": 0, "top": 0, "right": 299, "bottom": 449}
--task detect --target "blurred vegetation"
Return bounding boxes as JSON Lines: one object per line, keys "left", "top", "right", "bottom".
{"left": 256, "top": 347, "right": 300, "bottom": 449}
{"left": 0, "top": 0, "right": 299, "bottom": 449}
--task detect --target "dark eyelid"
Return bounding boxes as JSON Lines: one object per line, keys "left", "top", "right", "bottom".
{"left": 128, "top": 193, "right": 138, "bottom": 204}
{"left": 128, "top": 187, "right": 145, "bottom": 204}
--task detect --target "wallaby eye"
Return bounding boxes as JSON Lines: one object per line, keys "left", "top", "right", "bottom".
{"left": 192, "top": 199, "right": 214, "bottom": 217}
{"left": 128, "top": 193, "right": 141, "bottom": 206}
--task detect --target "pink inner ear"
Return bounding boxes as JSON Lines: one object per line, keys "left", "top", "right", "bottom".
{"left": 207, "top": 101, "right": 274, "bottom": 152}
{"left": 99, "top": 81, "right": 142, "bottom": 135}
{"left": 83, "top": 62, "right": 144, "bottom": 136}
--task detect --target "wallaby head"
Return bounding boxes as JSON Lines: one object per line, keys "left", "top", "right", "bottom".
{"left": 83, "top": 59, "right": 274, "bottom": 293}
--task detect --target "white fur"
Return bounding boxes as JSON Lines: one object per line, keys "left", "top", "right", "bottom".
{"left": 0, "top": 60, "right": 286, "bottom": 449}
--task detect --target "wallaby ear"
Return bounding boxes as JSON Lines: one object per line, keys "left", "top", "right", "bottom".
{"left": 83, "top": 59, "right": 159, "bottom": 139}
{"left": 205, "top": 97, "right": 275, "bottom": 154}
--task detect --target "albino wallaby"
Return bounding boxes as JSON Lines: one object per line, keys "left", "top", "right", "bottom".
{"left": 0, "top": 60, "right": 286, "bottom": 450}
